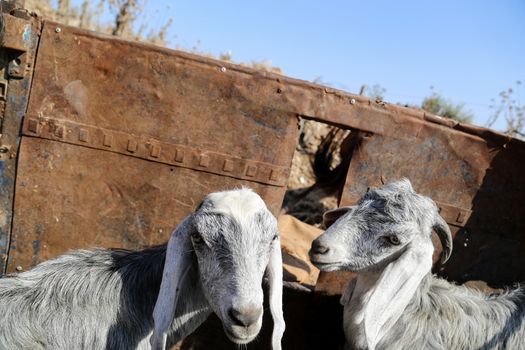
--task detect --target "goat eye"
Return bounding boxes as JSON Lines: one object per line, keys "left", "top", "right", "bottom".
{"left": 272, "top": 234, "right": 278, "bottom": 242}
{"left": 191, "top": 232, "right": 204, "bottom": 245}
{"left": 387, "top": 235, "right": 400, "bottom": 245}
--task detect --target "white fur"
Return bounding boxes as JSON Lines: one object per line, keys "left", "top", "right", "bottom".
{"left": 206, "top": 188, "right": 267, "bottom": 224}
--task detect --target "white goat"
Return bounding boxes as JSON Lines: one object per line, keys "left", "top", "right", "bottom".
{"left": 310, "top": 179, "right": 525, "bottom": 350}
{"left": 0, "top": 188, "right": 285, "bottom": 350}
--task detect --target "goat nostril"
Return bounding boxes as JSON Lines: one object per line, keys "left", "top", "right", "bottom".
{"left": 228, "top": 308, "right": 242, "bottom": 326}
{"left": 312, "top": 241, "right": 330, "bottom": 255}
{"left": 228, "top": 306, "right": 261, "bottom": 327}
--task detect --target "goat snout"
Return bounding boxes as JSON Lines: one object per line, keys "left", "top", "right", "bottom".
{"left": 311, "top": 239, "right": 330, "bottom": 255}
{"left": 309, "top": 238, "right": 345, "bottom": 271}
{"left": 228, "top": 304, "right": 262, "bottom": 327}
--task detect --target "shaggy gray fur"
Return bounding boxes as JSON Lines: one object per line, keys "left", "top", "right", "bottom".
{"left": 0, "top": 246, "right": 208, "bottom": 350}
{"left": 310, "top": 179, "right": 525, "bottom": 350}
{"left": 380, "top": 274, "right": 525, "bottom": 350}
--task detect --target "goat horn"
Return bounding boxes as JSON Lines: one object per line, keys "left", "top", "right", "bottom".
{"left": 432, "top": 214, "right": 453, "bottom": 264}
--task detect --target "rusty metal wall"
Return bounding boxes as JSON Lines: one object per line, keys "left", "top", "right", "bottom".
{"left": 0, "top": 14, "right": 523, "bottom": 292}
{"left": 6, "top": 21, "right": 300, "bottom": 271}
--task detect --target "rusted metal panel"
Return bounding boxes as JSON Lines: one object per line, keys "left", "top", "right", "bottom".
{"left": 7, "top": 21, "right": 299, "bottom": 271}
{"left": 339, "top": 132, "right": 490, "bottom": 225}
{"left": 24, "top": 22, "right": 297, "bottom": 165}
{"left": 22, "top": 117, "right": 289, "bottom": 186}
{"left": 8, "top": 137, "right": 291, "bottom": 271}
{"left": 217, "top": 64, "right": 521, "bottom": 150}
{"left": 337, "top": 132, "right": 525, "bottom": 240}
{"left": 0, "top": 11, "right": 39, "bottom": 274}
{"left": 23, "top": 19, "right": 518, "bottom": 152}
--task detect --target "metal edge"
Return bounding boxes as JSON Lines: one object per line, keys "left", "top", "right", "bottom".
{"left": 0, "top": 11, "right": 40, "bottom": 274}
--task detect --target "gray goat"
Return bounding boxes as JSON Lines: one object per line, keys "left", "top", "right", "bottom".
{"left": 310, "top": 179, "right": 525, "bottom": 350}
{"left": 0, "top": 188, "right": 285, "bottom": 350}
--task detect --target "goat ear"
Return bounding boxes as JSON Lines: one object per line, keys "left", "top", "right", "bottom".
{"left": 322, "top": 206, "right": 355, "bottom": 229}
{"left": 266, "top": 236, "right": 285, "bottom": 350}
{"left": 150, "top": 216, "right": 194, "bottom": 350}
{"left": 364, "top": 238, "right": 433, "bottom": 350}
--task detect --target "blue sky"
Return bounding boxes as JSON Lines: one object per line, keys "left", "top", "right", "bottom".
{"left": 88, "top": 0, "right": 525, "bottom": 131}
